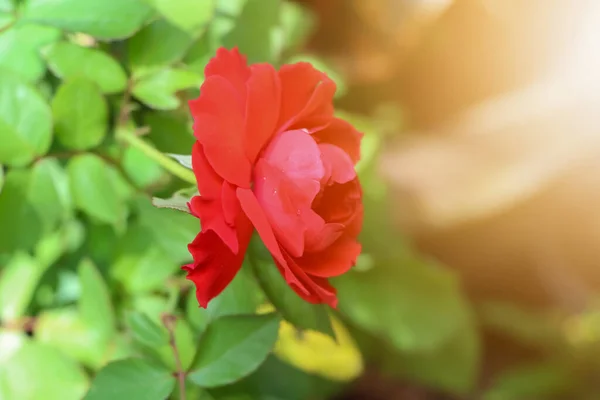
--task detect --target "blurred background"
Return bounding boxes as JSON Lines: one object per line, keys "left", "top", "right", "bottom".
{"left": 2, "top": 0, "right": 600, "bottom": 399}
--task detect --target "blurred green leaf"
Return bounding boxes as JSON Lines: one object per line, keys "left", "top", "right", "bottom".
{"left": 128, "top": 18, "right": 194, "bottom": 71}
{"left": 279, "top": 1, "right": 314, "bottom": 52}
{"left": 22, "top": 0, "right": 153, "bottom": 40}
{"left": 67, "top": 154, "right": 128, "bottom": 226}
{"left": 122, "top": 146, "right": 165, "bottom": 189}
{"left": 223, "top": 0, "right": 280, "bottom": 63}
{"left": 335, "top": 257, "right": 470, "bottom": 352}
{"left": 79, "top": 259, "right": 116, "bottom": 341}
{"left": 127, "top": 311, "right": 169, "bottom": 347}
{"left": 34, "top": 219, "right": 84, "bottom": 269}
{"left": 147, "top": 0, "right": 214, "bottom": 34}
{"left": 0, "top": 253, "right": 44, "bottom": 321}
{"left": 135, "top": 196, "right": 198, "bottom": 263}
{"left": 167, "top": 153, "right": 192, "bottom": 169}
{"left": 52, "top": 78, "right": 107, "bottom": 150}
{"left": 250, "top": 239, "right": 335, "bottom": 339}
{"left": 0, "top": 339, "right": 88, "bottom": 400}
{"left": 152, "top": 188, "right": 195, "bottom": 213}
{"left": 0, "top": 71, "right": 52, "bottom": 167}
{"left": 84, "top": 358, "right": 176, "bottom": 400}
{"left": 29, "top": 158, "right": 72, "bottom": 231}
{"left": 188, "top": 313, "right": 280, "bottom": 388}
{"left": 132, "top": 67, "right": 203, "bottom": 110}
{"left": 0, "top": 24, "right": 60, "bottom": 82}
{"left": 144, "top": 111, "right": 194, "bottom": 154}
{"left": 44, "top": 42, "right": 128, "bottom": 94}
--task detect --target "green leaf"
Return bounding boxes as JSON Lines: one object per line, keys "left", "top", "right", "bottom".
{"left": 122, "top": 146, "right": 165, "bottom": 189}
{"left": 67, "top": 154, "right": 128, "bottom": 226}
{"left": 0, "top": 170, "right": 44, "bottom": 252}
{"left": 279, "top": 1, "right": 314, "bottom": 51}
{"left": 223, "top": 0, "right": 281, "bottom": 63}
{"left": 152, "top": 189, "right": 194, "bottom": 213}
{"left": 0, "top": 253, "right": 44, "bottom": 321}
{"left": 34, "top": 218, "right": 84, "bottom": 269}
{"left": 335, "top": 257, "right": 471, "bottom": 352}
{"left": 249, "top": 239, "right": 335, "bottom": 338}
{"left": 0, "top": 339, "right": 88, "bottom": 400}
{"left": 0, "top": 24, "right": 61, "bottom": 82}
{"left": 167, "top": 153, "right": 192, "bottom": 169}
{"left": 22, "top": 0, "right": 153, "bottom": 40}
{"left": 78, "top": 259, "right": 116, "bottom": 342}
{"left": 29, "top": 158, "right": 72, "bottom": 231}
{"left": 132, "top": 67, "right": 203, "bottom": 110}
{"left": 52, "top": 78, "right": 107, "bottom": 150}
{"left": 0, "top": 71, "right": 52, "bottom": 167}
{"left": 156, "top": 318, "right": 196, "bottom": 370}
{"left": 144, "top": 111, "right": 194, "bottom": 154}
{"left": 44, "top": 42, "right": 128, "bottom": 94}
{"left": 128, "top": 18, "right": 194, "bottom": 71}
{"left": 148, "top": 0, "right": 215, "bottom": 34}
{"left": 135, "top": 196, "right": 199, "bottom": 263}
{"left": 127, "top": 311, "right": 169, "bottom": 347}
{"left": 188, "top": 313, "right": 280, "bottom": 387}
{"left": 84, "top": 358, "right": 176, "bottom": 400}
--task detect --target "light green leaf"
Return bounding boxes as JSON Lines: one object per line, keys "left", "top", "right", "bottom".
{"left": 135, "top": 196, "right": 199, "bottom": 263}
{"left": 167, "top": 153, "right": 192, "bottom": 169}
{"left": 22, "top": 0, "right": 153, "bottom": 40}
{"left": 279, "top": 1, "right": 314, "bottom": 51}
{"left": 0, "top": 24, "right": 60, "bottom": 82}
{"left": 52, "top": 78, "right": 107, "bottom": 149}
{"left": 156, "top": 318, "right": 196, "bottom": 370}
{"left": 152, "top": 189, "right": 194, "bottom": 214}
{"left": 29, "top": 158, "right": 72, "bottom": 231}
{"left": 0, "top": 253, "right": 44, "bottom": 322}
{"left": 84, "top": 358, "right": 176, "bottom": 400}
{"left": 44, "top": 42, "right": 128, "bottom": 94}
{"left": 148, "top": 0, "right": 215, "bottom": 34}
{"left": 127, "top": 18, "right": 194, "bottom": 71}
{"left": 215, "top": 0, "right": 247, "bottom": 16}
{"left": 132, "top": 67, "right": 203, "bottom": 110}
{"left": 188, "top": 313, "right": 280, "bottom": 387}
{"left": 78, "top": 259, "right": 116, "bottom": 342}
{"left": 122, "top": 146, "right": 165, "bottom": 189}
{"left": 249, "top": 238, "right": 335, "bottom": 338}
{"left": 0, "top": 339, "right": 88, "bottom": 400}
{"left": 126, "top": 311, "right": 169, "bottom": 347}
{"left": 34, "top": 218, "right": 84, "bottom": 269}
{"left": 67, "top": 154, "right": 128, "bottom": 226}
{"left": 0, "top": 71, "right": 52, "bottom": 166}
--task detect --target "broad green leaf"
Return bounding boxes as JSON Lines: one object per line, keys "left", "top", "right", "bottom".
{"left": 0, "top": 253, "right": 44, "bottom": 321}
{"left": 132, "top": 67, "right": 203, "bottom": 110}
{"left": 152, "top": 189, "right": 194, "bottom": 213}
{"left": 188, "top": 313, "right": 280, "bottom": 387}
{"left": 126, "top": 311, "right": 169, "bottom": 347}
{"left": 148, "top": 0, "right": 215, "bottom": 34}
{"left": 156, "top": 318, "right": 196, "bottom": 370}
{"left": 223, "top": 0, "right": 281, "bottom": 63}
{"left": 44, "top": 42, "right": 128, "bottom": 94}
{"left": 335, "top": 257, "right": 471, "bottom": 352}
{"left": 144, "top": 111, "right": 194, "bottom": 154}
{"left": 0, "top": 339, "right": 88, "bottom": 400}
{"left": 249, "top": 238, "right": 335, "bottom": 339}
{"left": 128, "top": 18, "right": 194, "bottom": 71}
{"left": 0, "top": 71, "right": 52, "bottom": 166}
{"left": 0, "top": 24, "right": 60, "bottom": 82}
{"left": 111, "top": 223, "right": 178, "bottom": 293}
{"left": 135, "top": 196, "right": 199, "bottom": 263}
{"left": 29, "top": 158, "right": 72, "bottom": 231}
{"left": 78, "top": 259, "right": 116, "bottom": 342}
{"left": 187, "top": 267, "right": 263, "bottom": 332}
{"left": 0, "top": 170, "right": 44, "bottom": 252}
{"left": 52, "top": 78, "right": 107, "bottom": 149}
{"left": 67, "top": 154, "right": 128, "bottom": 226}
{"left": 22, "top": 0, "right": 153, "bottom": 40}
{"left": 122, "top": 146, "right": 165, "bottom": 189}
{"left": 84, "top": 358, "right": 176, "bottom": 400}
{"left": 34, "top": 219, "right": 84, "bottom": 269}
{"left": 167, "top": 153, "right": 192, "bottom": 169}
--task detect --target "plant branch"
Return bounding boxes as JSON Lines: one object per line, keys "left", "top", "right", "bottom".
{"left": 162, "top": 314, "right": 187, "bottom": 400}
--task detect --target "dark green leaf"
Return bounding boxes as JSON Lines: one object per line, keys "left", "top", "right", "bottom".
{"left": 132, "top": 67, "right": 203, "bottom": 110}
{"left": 22, "top": 0, "right": 153, "bottom": 40}
{"left": 128, "top": 18, "right": 194, "bottom": 71}
{"left": 67, "top": 154, "right": 128, "bottom": 226}
{"left": 44, "top": 42, "right": 128, "bottom": 94}
{"left": 84, "top": 358, "right": 176, "bottom": 400}
{"left": 127, "top": 311, "right": 169, "bottom": 347}
{"left": 0, "top": 24, "right": 60, "bottom": 82}
{"left": 0, "top": 71, "right": 52, "bottom": 166}
{"left": 188, "top": 313, "right": 280, "bottom": 387}
{"left": 144, "top": 111, "right": 194, "bottom": 154}
{"left": 249, "top": 239, "right": 335, "bottom": 339}
{"left": 52, "top": 78, "right": 107, "bottom": 150}
{"left": 148, "top": 0, "right": 215, "bottom": 34}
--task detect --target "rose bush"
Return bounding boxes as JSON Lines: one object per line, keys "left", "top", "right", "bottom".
{"left": 184, "top": 48, "right": 363, "bottom": 308}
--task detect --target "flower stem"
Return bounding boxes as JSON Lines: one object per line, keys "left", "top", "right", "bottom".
{"left": 162, "top": 314, "right": 187, "bottom": 400}
{"left": 118, "top": 128, "right": 196, "bottom": 185}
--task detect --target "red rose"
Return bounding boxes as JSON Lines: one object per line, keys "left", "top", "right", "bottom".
{"left": 184, "top": 47, "right": 363, "bottom": 308}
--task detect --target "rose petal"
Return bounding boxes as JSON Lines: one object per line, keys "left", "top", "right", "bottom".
{"left": 297, "top": 237, "right": 362, "bottom": 278}
{"left": 188, "top": 195, "right": 239, "bottom": 254}
{"left": 245, "top": 63, "right": 281, "bottom": 163}
{"left": 191, "top": 142, "right": 221, "bottom": 199}
{"left": 319, "top": 143, "right": 356, "bottom": 185}
{"left": 204, "top": 47, "right": 250, "bottom": 104}
{"left": 190, "top": 75, "right": 251, "bottom": 187}
{"left": 281, "top": 250, "right": 339, "bottom": 307}
{"left": 314, "top": 118, "right": 363, "bottom": 164}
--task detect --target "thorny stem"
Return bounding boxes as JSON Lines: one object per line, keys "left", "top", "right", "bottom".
{"left": 162, "top": 314, "right": 187, "bottom": 400}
